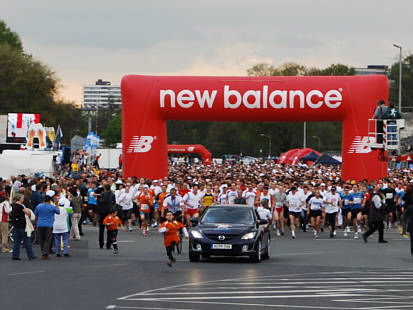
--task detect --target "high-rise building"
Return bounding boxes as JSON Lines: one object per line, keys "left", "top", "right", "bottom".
{"left": 355, "top": 65, "right": 389, "bottom": 76}
{"left": 83, "top": 79, "right": 121, "bottom": 109}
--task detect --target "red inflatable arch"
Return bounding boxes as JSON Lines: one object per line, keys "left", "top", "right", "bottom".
{"left": 167, "top": 144, "right": 212, "bottom": 165}
{"left": 122, "top": 75, "right": 388, "bottom": 181}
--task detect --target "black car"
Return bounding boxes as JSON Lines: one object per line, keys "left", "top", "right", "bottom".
{"left": 188, "top": 204, "right": 271, "bottom": 262}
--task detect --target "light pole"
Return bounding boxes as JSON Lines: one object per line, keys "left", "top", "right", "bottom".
{"left": 260, "top": 133, "right": 271, "bottom": 159}
{"left": 303, "top": 122, "right": 307, "bottom": 148}
{"left": 313, "top": 135, "right": 321, "bottom": 150}
{"left": 393, "top": 44, "right": 402, "bottom": 112}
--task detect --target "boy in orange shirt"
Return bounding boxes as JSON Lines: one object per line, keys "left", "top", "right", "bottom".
{"left": 103, "top": 209, "right": 126, "bottom": 254}
{"left": 158, "top": 211, "right": 189, "bottom": 267}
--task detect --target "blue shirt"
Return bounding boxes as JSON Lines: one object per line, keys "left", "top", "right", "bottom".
{"left": 88, "top": 188, "right": 97, "bottom": 205}
{"left": 350, "top": 192, "right": 364, "bottom": 210}
{"left": 34, "top": 203, "right": 60, "bottom": 227}
{"left": 340, "top": 193, "right": 353, "bottom": 209}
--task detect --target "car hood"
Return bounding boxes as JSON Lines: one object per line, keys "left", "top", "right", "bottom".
{"left": 198, "top": 224, "right": 253, "bottom": 235}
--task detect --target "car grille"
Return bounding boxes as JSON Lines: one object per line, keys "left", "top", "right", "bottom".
{"left": 204, "top": 234, "right": 237, "bottom": 241}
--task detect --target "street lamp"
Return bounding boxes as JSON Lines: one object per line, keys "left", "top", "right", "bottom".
{"left": 393, "top": 44, "right": 402, "bottom": 112}
{"left": 260, "top": 133, "right": 271, "bottom": 159}
{"left": 313, "top": 135, "right": 321, "bottom": 150}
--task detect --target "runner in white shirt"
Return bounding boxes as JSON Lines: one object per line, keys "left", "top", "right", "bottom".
{"left": 323, "top": 187, "right": 341, "bottom": 238}
{"left": 242, "top": 183, "right": 256, "bottom": 207}
{"left": 256, "top": 185, "right": 272, "bottom": 208}
{"left": 217, "top": 186, "right": 229, "bottom": 204}
{"left": 118, "top": 184, "right": 134, "bottom": 231}
{"left": 286, "top": 186, "right": 305, "bottom": 238}
{"left": 257, "top": 200, "right": 272, "bottom": 224}
{"left": 227, "top": 183, "right": 238, "bottom": 204}
{"left": 307, "top": 190, "right": 323, "bottom": 239}
{"left": 183, "top": 185, "right": 204, "bottom": 227}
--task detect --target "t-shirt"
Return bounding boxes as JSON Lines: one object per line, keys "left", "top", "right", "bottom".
{"left": 136, "top": 192, "right": 154, "bottom": 213}
{"left": 308, "top": 196, "right": 323, "bottom": 211}
{"left": 34, "top": 203, "right": 60, "bottom": 227}
{"left": 159, "top": 220, "right": 185, "bottom": 247}
{"left": 323, "top": 192, "right": 341, "bottom": 214}
{"left": 287, "top": 192, "right": 304, "bottom": 212}
{"left": 202, "top": 193, "right": 215, "bottom": 207}
{"left": 242, "top": 190, "right": 256, "bottom": 207}
{"left": 227, "top": 190, "right": 238, "bottom": 204}
{"left": 341, "top": 193, "right": 353, "bottom": 209}
{"left": 53, "top": 207, "right": 72, "bottom": 233}
{"left": 183, "top": 191, "right": 204, "bottom": 210}
{"left": 350, "top": 192, "right": 364, "bottom": 210}
{"left": 88, "top": 188, "right": 97, "bottom": 205}
{"left": 384, "top": 188, "right": 396, "bottom": 207}
{"left": 163, "top": 194, "right": 183, "bottom": 213}
{"left": 257, "top": 206, "right": 272, "bottom": 221}
{"left": 11, "top": 203, "right": 26, "bottom": 229}
{"left": 103, "top": 215, "right": 122, "bottom": 231}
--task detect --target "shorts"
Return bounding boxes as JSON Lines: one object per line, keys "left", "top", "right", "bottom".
{"left": 342, "top": 208, "right": 352, "bottom": 217}
{"left": 289, "top": 211, "right": 301, "bottom": 218}
{"left": 309, "top": 210, "right": 322, "bottom": 218}
{"left": 186, "top": 208, "right": 198, "bottom": 216}
{"left": 140, "top": 212, "right": 149, "bottom": 220}
{"left": 351, "top": 209, "right": 362, "bottom": 219}
{"left": 121, "top": 209, "right": 133, "bottom": 221}
{"left": 362, "top": 206, "right": 369, "bottom": 216}
{"left": 154, "top": 202, "right": 159, "bottom": 211}
{"left": 274, "top": 206, "right": 283, "bottom": 214}
{"left": 283, "top": 206, "right": 289, "bottom": 218}
{"left": 325, "top": 212, "right": 337, "bottom": 226}
{"left": 87, "top": 203, "right": 97, "bottom": 213}
{"left": 133, "top": 202, "right": 139, "bottom": 215}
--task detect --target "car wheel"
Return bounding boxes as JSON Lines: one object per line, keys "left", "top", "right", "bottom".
{"left": 262, "top": 239, "right": 270, "bottom": 260}
{"left": 189, "top": 251, "right": 200, "bottom": 262}
{"left": 250, "top": 240, "right": 262, "bottom": 263}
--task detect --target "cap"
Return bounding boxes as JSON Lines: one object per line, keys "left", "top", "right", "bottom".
{"left": 143, "top": 185, "right": 149, "bottom": 189}
{"left": 152, "top": 179, "right": 159, "bottom": 183}
{"left": 320, "top": 183, "right": 326, "bottom": 187}
{"left": 45, "top": 190, "right": 55, "bottom": 198}
{"left": 331, "top": 186, "right": 337, "bottom": 191}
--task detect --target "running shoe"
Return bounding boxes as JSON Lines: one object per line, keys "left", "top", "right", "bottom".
{"left": 276, "top": 230, "right": 281, "bottom": 237}
{"left": 354, "top": 232, "right": 359, "bottom": 239}
{"left": 344, "top": 231, "right": 348, "bottom": 237}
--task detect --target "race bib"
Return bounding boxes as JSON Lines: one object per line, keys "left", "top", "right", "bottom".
{"left": 141, "top": 204, "right": 149, "bottom": 211}
{"left": 344, "top": 199, "right": 350, "bottom": 205}
{"left": 386, "top": 193, "right": 393, "bottom": 199}
{"left": 353, "top": 198, "right": 361, "bottom": 204}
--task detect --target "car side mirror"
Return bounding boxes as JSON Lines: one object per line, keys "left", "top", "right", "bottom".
{"left": 191, "top": 217, "right": 199, "bottom": 227}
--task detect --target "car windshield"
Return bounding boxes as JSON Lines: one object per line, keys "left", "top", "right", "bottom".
{"left": 200, "top": 207, "right": 255, "bottom": 225}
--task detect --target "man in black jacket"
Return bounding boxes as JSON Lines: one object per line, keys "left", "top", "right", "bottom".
{"left": 97, "top": 184, "right": 116, "bottom": 249}
{"left": 363, "top": 186, "right": 387, "bottom": 243}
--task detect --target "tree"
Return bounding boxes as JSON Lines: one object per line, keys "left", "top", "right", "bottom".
{"left": 247, "top": 63, "right": 277, "bottom": 76}
{"left": 101, "top": 112, "right": 121, "bottom": 146}
{"left": 0, "top": 21, "right": 88, "bottom": 144}
{"left": 0, "top": 20, "right": 23, "bottom": 52}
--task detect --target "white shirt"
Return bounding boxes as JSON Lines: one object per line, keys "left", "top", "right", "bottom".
{"left": 227, "top": 190, "right": 238, "bottom": 204}
{"left": 286, "top": 192, "right": 304, "bottom": 212}
{"left": 242, "top": 190, "right": 256, "bottom": 207}
{"left": 53, "top": 207, "right": 69, "bottom": 233}
{"left": 118, "top": 190, "right": 134, "bottom": 210}
{"left": 308, "top": 196, "right": 323, "bottom": 211}
{"left": 323, "top": 192, "right": 341, "bottom": 214}
{"left": 217, "top": 192, "right": 229, "bottom": 205}
{"left": 257, "top": 206, "right": 272, "bottom": 221}
{"left": 163, "top": 194, "right": 184, "bottom": 213}
{"left": 183, "top": 191, "right": 204, "bottom": 210}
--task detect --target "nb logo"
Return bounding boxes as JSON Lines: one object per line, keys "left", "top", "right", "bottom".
{"left": 348, "top": 136, "right": 374, "bottom": 154}
{"left": 127, "top": 136, "right": 155, "bottom": 153}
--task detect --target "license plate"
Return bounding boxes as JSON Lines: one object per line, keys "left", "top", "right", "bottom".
{"left": 211, "top": 244, "right": 232, "bottom": 249}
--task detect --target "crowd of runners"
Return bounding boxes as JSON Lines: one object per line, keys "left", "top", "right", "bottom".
{"left": 1, "top": 154, "right": 413, "bottom": 260}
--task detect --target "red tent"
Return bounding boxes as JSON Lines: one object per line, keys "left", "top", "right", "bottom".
{"left": 277, "top": 148, "right": 321, "bottom": 165}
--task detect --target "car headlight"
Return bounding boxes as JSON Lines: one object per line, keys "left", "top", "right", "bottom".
{"left": 241, "top": 232, "right": 256, "bottom": 240}
{"left": 191, "top": 230, "right": 203, "bottom": 239}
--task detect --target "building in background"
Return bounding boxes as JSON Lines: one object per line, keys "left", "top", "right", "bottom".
{"left": 83, "top": 79, "right": 121, "bottom": 109}
{"left": 355, "top": 65, "right": 389, "bottom": 76}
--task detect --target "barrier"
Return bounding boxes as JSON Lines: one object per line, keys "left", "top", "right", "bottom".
{"left": 167, "top": 144, "right": 211, "bottom": 165}
{"left": 122, "top": 75, "right": 388, "bottom": 181}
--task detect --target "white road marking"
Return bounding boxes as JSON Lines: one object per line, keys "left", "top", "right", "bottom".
{"left": 8, "top": 270, "right": 45, "bottom": 276}
{"left": 106, "top": 306, "right": 194, "bottom": 310}
{"left": 117, "top": 240, "right": 136, "bottom": 243}
{"left": 277, "top": 252, "right": 324, "bottom": 256}
{"left": 90, "top": 263, "right": 129, "bottom": 268}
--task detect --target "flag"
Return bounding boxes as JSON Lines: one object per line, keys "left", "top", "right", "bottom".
{"left": 53, "top": 125, "right": 63, "bottom": 150}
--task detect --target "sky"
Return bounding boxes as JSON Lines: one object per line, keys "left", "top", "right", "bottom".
{"left": 1, "top": 0, "right": 412, "bottom": 106}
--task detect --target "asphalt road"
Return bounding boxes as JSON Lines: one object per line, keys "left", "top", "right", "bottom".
{"left": 1, "top": 225, "right": 412, "bottom": 310}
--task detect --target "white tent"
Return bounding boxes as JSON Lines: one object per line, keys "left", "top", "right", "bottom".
{"left": 0, "top": 150, "right": 58, "bottom": 178}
